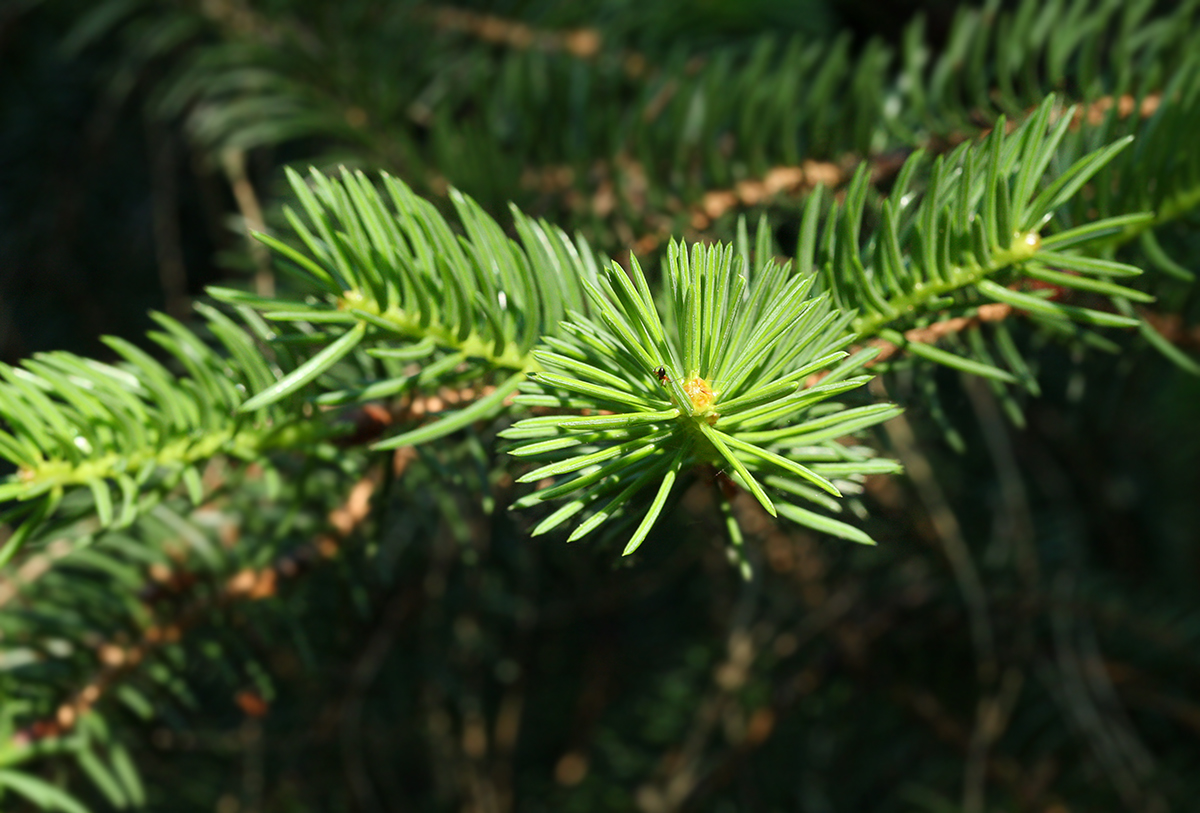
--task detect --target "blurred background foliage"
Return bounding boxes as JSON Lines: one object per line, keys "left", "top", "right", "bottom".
{"left": 2, "top": 0, "right": 1199, "bottom": 811}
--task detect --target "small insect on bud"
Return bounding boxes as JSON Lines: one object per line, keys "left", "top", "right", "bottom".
{"left": 654, "top": 366, "right": 669, "bottom": 384}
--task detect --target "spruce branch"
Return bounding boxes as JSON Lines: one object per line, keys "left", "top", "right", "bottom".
{"left": 0, "top": 453, "right": 388, "bottom": 809}
{"left": 503, "top": 241, "right": 901, "bottom": 552}
{"left": 0, "top": 167, "right": 596, "bottom": 557}
{"left": 3, "top": 93, "right": 1188, "bottom": 564}
{"left": 802, "top": 96, "right": 1165, "bottom": 385}
{"left": 232, "top": 166, "right": 601, "bottom": 447}
{"left": 0, "top": 309, "right": 325, "bottom": 567}
{"left": 6, "top": 3, "right": 1196, "bottom": 808}
{"left": 501, "top": 94, "right": 1193, "bottom": 551}
{"left": 72, "top": 0, "right": 1200, "bottom": 222}
{"left": 636, "top": 86, "right": 1200, "bottom": 386}
{"left": 6, "top": 467, "right": 381, "bottom": 748}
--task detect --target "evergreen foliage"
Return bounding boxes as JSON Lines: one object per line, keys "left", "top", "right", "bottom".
{"left": 2, "top": 1, "right": 1200, "bottom": 810}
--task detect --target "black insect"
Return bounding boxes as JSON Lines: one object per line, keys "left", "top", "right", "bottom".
{"left": 654, "top": 366, "right": 669, "bottom": 384}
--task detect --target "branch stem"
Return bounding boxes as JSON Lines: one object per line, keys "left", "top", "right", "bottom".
{"left": 851, "top": 230, "right": 1042, "bottom": 340}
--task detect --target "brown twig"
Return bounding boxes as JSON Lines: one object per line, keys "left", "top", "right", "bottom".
{"left": 222, "top": 148, "right": 274, "bottom": 297}
{"left": 425, "top": 6, "right": 602, "bottom": 59}
{"left": 865, "top": 304, "right": 1014, "bottom": 366}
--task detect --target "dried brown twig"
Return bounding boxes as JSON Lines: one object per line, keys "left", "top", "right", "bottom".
{"left": 425, "top": 6, "right": 602, "bottom": 59}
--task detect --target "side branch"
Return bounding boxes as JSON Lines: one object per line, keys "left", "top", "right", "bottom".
{"left": 8, "top": 466, "right": 387, "bottom": 748}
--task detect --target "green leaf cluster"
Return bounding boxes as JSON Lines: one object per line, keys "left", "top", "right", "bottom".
{"left": 219, "top": 166, "right": 601, "bottom": 446}
{"left": 0, "top": 308, "right": 299, "bottom": 568}
{"left": 813, "top": 97, "right": 1150, "bottom": 384}
{"left": 504, "top": 239, "right": 901, "bottom": 553}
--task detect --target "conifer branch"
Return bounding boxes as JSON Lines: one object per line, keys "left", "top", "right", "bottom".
{"left": 6, "top": 93, "right": 1191, "bottom": 559}
{"left": 0, "top": 168, "right": 593, "bottom": 559}
{"left": 70, "top": 0, "right": 1200, "bottom": 214}
{"left": 0, "top": 308, "right": 325, "bottom": 567}
{"left": 5, "top": 3, "right": 1197, "bottom": 809}
{"left": 5, "top": 465, "right": 384, "bottom": 766}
